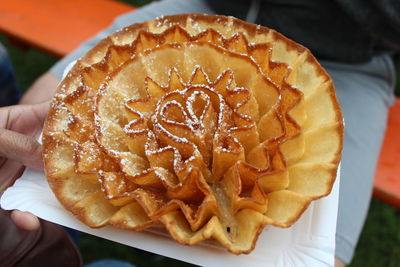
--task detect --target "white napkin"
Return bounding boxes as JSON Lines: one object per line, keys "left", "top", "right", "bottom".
{"left": 1, "top": 166, "right": 340, "bottom": 267}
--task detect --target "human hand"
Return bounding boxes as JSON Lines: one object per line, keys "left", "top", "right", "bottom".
{"left": 0, "top": 101, "right": 50, "bottom": 231}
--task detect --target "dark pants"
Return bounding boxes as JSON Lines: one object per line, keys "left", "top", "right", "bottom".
{"left": 0, "top": 43, "right": 21, "bottom": 106}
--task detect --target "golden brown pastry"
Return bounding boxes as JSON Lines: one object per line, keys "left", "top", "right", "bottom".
{"left": 42, "top": 14, "right": 343, "bottom": 254}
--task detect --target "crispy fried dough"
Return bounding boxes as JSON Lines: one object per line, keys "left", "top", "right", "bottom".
{"left": 43, "top": 14, "right": 343, "bottom": 254}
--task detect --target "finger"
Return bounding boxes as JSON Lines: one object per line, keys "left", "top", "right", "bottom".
{"left": 0, "top": 101, "right": 50, "bottom": 136}
{"left": 0, "top": 129, "right": 43, "bottom": 170}
{"left": 10, "top": 210, "right": 40, "bottom": 231}
{"left": 31, "top": 101, "right": 51, "bottom": 126}
{"left": 0, "top": 159, "right": 24, "bottom": 194}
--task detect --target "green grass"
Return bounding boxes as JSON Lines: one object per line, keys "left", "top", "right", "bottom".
{"left": 351, "top": 200, "right": 400, "bottom": 267}
{"left": 0, "top": 34, "right": 57, "bottom": 91}
{"left": 1, "top": 0, "right": 399, "bottom": 265}
{"left": 394, "top": 54, "right": 400, "bottom": 97}
{"left": 79, "top": 234, "right": 195, "bottom": 266}
{"left": 118, "top": 0, "right": 155, "bottom": 6}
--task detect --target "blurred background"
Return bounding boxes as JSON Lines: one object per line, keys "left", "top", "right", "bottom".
{"left": 0, "top": 0, "right": 399, "bottom": 266}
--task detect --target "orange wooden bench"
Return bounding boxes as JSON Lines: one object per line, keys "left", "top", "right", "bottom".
{"left": 0, "top": 0, "right": 399, "bottom": 207}
{"left": 0, "top": 0, "right": 135, "bottom": 57}
{"left": 373, "top": 98, "right": 400, "bottom": 208}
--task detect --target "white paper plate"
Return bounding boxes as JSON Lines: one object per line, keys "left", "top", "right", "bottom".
{"left": 1, "top": 166, "right": 339, "bottom": 267}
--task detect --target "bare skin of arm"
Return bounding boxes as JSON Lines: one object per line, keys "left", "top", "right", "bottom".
{"left": 336, "top": 258, "right": 346, "bottom": 267}
{"left": 19, "top": 72, "right": 59, "bottom": 105}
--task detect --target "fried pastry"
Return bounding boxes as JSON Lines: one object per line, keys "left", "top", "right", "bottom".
{"left": 42, "top": 14, "right": 343, "bottom": 254}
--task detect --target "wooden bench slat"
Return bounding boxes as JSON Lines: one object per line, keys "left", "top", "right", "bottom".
{"left": 0, "top": 0, "right": 135, "bottom": 57}
{"left": 373, "top": 98, "right": 400, "bottom": 207}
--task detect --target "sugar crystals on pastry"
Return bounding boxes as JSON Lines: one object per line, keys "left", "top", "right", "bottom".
{"left": 43, "top": 14, "right": 343, "bottom": 254}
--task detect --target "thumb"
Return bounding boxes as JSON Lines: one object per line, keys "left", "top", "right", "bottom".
{"left": 0, "top": 129, "right": 43, "bottom": 170}
{"left": 11, "top": 210, "right": 40, "bottom": 231}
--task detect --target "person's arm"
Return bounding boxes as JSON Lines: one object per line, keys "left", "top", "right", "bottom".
{"left": 19, "top": 72, "right": 59, "bottom": 105}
